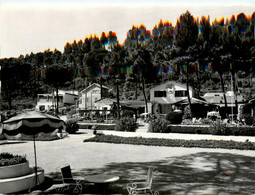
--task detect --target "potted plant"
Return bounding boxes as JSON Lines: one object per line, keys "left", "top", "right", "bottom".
{"left": 0, "top": 152, "right": 30, "bottom": 179}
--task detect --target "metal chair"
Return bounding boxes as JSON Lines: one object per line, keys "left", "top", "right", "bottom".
{"left": 57, "top": 165, "right": 92, "bottom": 194}
{"left": 126, "top": 167, "right": 157, "bottom": 195}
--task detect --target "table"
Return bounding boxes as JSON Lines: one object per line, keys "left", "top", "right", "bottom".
{"left": 85, "top": 174, "right": 120, "bottom": 194}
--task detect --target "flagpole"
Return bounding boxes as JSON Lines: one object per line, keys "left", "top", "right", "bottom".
{"left": 231, "top": 75, "right": 234, "bottom": 123}
{"left": 33, "top": 134, "right": 38, "bottom": 189}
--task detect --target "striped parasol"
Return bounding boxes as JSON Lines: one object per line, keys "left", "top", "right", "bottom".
{"left": 2, "top": 110, "right": 65, "bottom": 188}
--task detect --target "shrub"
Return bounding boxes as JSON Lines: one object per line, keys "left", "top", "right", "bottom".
{"left": 122, "top": 110, "right": 135, "bottom": 118}
{"left": 200, "top": 118, "right": 214, "bottom": 125}
{"left": 96, "top": 118, "right": 104, "bottom": 123}
{"left": 0, "top": 152, "right": 27, "bottom": 167}
{"left": 182, "top": 106, "right": 192, "bottom": 120}
{"left": 65, "top": 118, "right": 79, "bottom": 134}
{"left": 166, "top": 112, "right": 183, "bottom": 124}
{"left": 115, "top": 117, "right": 137, "bottom": 132}
{"left": 240, "top": 114, "right": 255, "bottom": 126}
{"left": 210, "top": 120, "right": 230, "bottom": 135}
{"left": 148, "top": 117, "right": 171, "bottom": 133}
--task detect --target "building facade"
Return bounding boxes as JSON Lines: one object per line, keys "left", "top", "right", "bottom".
{"left": 78, "top": 83, "right": 109, "bottom": 110}
{"left": 148, "top": 81, "right": 194, "bottom": 114}
{"left": 36, "top": 90, "right": 78, "bottom": 112}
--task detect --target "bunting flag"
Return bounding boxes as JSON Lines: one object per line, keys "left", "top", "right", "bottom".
{"left": 77, "top": 68, "right": 83, "bottom": 77}
{"left": 158, "top": 65, "right": 165, "bottom": 73}
{"left": 208, "top": 63, "right": 212, "bottom": 72}
{"left": 30, "top": 70, "right": 34, "bottom": 77}
{"left": 174, "top": 64, "right": 178, "bottom": 72}
{"left": 120, "top": 67, "right": 125, "bottom": 74}
{"left": 205, "top": 64, "right": 208, "bottom": 72}
{"left": 109, "top": 67, "right": 113, "bottom": 74}
{"left": 35, "top": 70, "right": 39, "bottom": 79}
{"left": 182, "top": 64, "right": 187, "bottom": 73}
{"left": 41, "top": 70, "right": 46, "bottom": 79}
{"left": 195, "top": 63, "right": 200, "bottom": 71}
{"left": 128, "top": 66, "right": 133, "bottom": 74}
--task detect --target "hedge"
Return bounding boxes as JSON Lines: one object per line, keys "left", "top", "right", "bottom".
{"left": 167, "top": 124, "right": 211, "bottom": 134}
{"left": 84, "top": 135, "right": 255, "bottom": 150}
{"left": 78, "top": 123, "right": 116, "bottom": 130}
{"left": 167, "top": 125, "right": 255, "bottom": 136}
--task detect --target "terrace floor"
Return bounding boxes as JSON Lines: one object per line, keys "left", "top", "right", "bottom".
{"left": 1, "top": 125, "right": 255, "bottom": 194}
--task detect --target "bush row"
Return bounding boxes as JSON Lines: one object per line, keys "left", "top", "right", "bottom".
{"left": 84, "top": 135, "right": 255, "bottom": 150}
{"left": 167, "top": 125, "right": 211, "bottom": 134}
{"left": 78, "top": 123, "right": 116, "bottom": 130}
{"left": 167, "top": 124, "right": 255, "bottom": 136}
{"left": 0, "top": 152, "right": 27, "bottom": 167}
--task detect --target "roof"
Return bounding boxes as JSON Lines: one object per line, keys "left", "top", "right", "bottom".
{"left": 80, "top": 83, "right": 109, "bottom": 93}
{"left": 174, "top": 97, "right": 209, "bottom": 105}
{"left": 150, "top": 81, "right": 191, "bottom": 91}
{"left": 120, "top": 101, "right": 146, "bottom": 109}
{"left": 37, "top": 90, "right": 78, "bottom": 96}
{"left": 95, "top": 98, "right": 118, "bottom": 104}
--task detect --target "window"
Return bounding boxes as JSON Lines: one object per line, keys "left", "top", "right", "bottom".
{"left": 154, "top": 91, "right": 166, "bottom": 97}
{"left": 175, "top": 90, "right": 188, "bottom": 97}
{"left": 92, "top": 90, "right": 100, "bottom": 94}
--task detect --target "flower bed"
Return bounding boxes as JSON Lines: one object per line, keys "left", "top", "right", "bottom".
{"left": 0, "top": 153, "right": 27, "bottom": 167}
{"left": 84, "top": 134, "right": 255, "bottom": 150}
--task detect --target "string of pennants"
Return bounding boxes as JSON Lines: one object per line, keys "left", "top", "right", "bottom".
{"left": 158, "top": 63, "right": 213, "bottom": 74}
{"left": 29, "top": 63, "right": 215, "bottom": 79}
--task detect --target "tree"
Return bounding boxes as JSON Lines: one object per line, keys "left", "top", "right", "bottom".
{"left": 129, "top": 48, "right": 157, "bottom": 113}
{"left": 175, "top": 10, "right": 198, "bottom": 114}
{"left": 44, "top": 63, "right": 72, "bottom": 114}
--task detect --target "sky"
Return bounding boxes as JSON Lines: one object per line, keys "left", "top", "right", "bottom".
{"left": 0, "top": 0, "right": 255, "bottom": 58}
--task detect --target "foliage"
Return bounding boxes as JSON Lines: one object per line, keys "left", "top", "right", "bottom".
{"left": 84, "top": 135, "right": 255, "bottom": 150}
{"left": 65, "top": 118, "right": 79, "bottom": 134}
{"left": 168, "top": 124, "right": 210, "bottom": 134}
{"left": 148, "top": 117, "right": 171, "bottom": 133}
{"left": 1, "top": 11, "right": 255, "bottom": 115}
{"left": 210, "top": 120, "right": 230, "bottom": 135}
{"left": 239, "top": 113, "right": 255, "bottom": 126}
{"left": 165, "top": 112, "right": 183, "bottom": 124}
{"left": 0, "top": 152, "right": 27, "bottom": 167}
{"left": 78, "top": 123, "right": 116, "bottom": 130}
{"left": 122, "top": 110, "right": 135, "bottom": 118}
{"left": 182, "top": 106, "right": 193, "bottom": 120}
{"left": 200, "top": 118, "right": 214, "bottom": 125}
{"left": 115, "top": 117, "right": 137, "bottom": 132}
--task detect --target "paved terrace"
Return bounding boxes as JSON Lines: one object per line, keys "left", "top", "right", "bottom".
{"left": 1, "top": 122, "right": 255, "bottom": 194}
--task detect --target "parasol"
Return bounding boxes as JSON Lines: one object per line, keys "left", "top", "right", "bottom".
{"left": 2, "top": 110, "right": 65, "bottom": 188}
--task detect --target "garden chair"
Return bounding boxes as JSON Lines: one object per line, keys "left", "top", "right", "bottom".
{"left": 57, "top": 165, "right": 93, "bottom": 194}
{"left": 126, "top": 166, "right": 157, "bottom": 195}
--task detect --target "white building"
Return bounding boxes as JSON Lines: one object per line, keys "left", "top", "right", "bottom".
{"left": 78, "top": 83, "right": 109, "bottom": 110}
{"left": 36, "top": 90, "right": 78, "bottom": 112}
{"left": 148, "top": 81, "right": 194, "bottom": 114}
